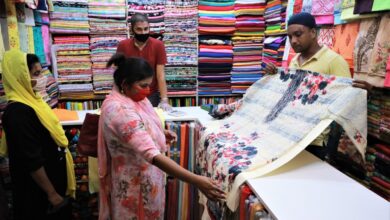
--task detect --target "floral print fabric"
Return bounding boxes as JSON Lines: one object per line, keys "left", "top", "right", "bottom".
{"left": 98, "top": 88, "right": 167, "bottom": 220}
{"left": 197, "top": 68, "right": 367, "bottom": 215}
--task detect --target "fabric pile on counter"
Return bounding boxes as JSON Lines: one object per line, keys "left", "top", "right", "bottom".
{"left": 90, "top": 36, "right": 127, "bottom": 94}
{"left": 231, "top": 0, "right": 266, "bottom": 94}
{"left": 128, "top": 0, "right": 165, "bottom": 35}
{"left": 49, "top": 0, "right": 90, "bottom": 34}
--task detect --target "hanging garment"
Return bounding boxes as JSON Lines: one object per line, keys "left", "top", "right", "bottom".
{"left": 311, "top": 0, "right": 336, "bottom": 24}
{"left": 354, "top": 16, "right": 381, "bottom": 83}
{"left": 332, "top": 22, "right": 360, "bottom": 69}
{"left": 197, "top": 68, "right": 367, "bottom": 216}
{"left": 5, "top": 0, "right": 20, "bottom": 49}
{"left": 366, "top": 13, "right": 390, "bottom": 87}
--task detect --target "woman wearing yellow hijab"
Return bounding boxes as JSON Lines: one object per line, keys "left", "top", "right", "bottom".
{"left": 1, "top": 49, "right": 75, "bottom": 219}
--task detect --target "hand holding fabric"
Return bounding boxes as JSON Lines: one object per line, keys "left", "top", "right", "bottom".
{"left": 195, "top": 176, "right": 226, "bottom": 201}
{"left": 158, "top": 98, "right": 172, "bottom": 112}
{"left": 262, "top": 62, "right": 277, "bottom": 75}
{"left": 164, "top": 129, "right": 177, "bottom": 145}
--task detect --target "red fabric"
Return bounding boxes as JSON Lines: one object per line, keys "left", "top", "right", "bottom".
{"left": 198, "top": 5, "right": 234, "bottom": 11}
{"left": 239, "top": 185, "right": 252, "bottom": 220}
{"left": 199, "top": 45, "right": 233, "bottom": 50}
{"left": 372, "top": 176, "right": 390, "bottom": 190}
{"left": 294, "top": 0, "right": 303, "bottom": 14}
{"left": 116, "top": 38, "right": 167, "bottom": 93}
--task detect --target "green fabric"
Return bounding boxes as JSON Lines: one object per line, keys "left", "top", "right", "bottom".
{"left": 372, "top": 0, "right": 390, "bottom": 11}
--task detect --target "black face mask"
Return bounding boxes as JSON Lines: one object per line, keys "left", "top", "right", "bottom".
{"left": 134, "top": 33, "right": 149, "bottom": 42}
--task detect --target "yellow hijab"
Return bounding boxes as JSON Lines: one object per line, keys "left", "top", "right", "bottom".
{"left": 0, "top": 49, "right": 75, "bottom": 198}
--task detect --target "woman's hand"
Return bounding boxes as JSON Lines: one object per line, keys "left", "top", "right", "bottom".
{"left": 195, "top": 176, "right": 226, "bottom": 201}
{"left": 164, "top": 129, "right": 177, "bottom": 145}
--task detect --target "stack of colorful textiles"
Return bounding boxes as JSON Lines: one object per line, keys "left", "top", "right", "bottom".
{"left": 165, "top": 121, "right": 201, "bottom": 220}
{"left": 367, "top": 90, "right": 390, "bottom": 143}
{"left": 58, "top": 84, "right": 94, "bottom": 99}
{"left": 264, "top": 0, "right": 287, "bottom": 36}
{"left": 49, "top": 0, "right": 90, "bottom": 34}
{"left": 164, "top": 1, "right": 198, "bottom": 66}
{"left": 231, "top": 0, "right": 266, "bottom": 94}
{"left": 42, "top": 68, "right": 59, "bottom": 108}
{"left": 90, "top": 36, "right": 127, "bottom": 94}
{"left": 53, "top": 36, "right": 92, "bottom": 84}
{"left": 198, "top": 96, "right": 241, "bottom": 105}
{"left": 366, "top": 143, "right": 390, "bottom": 201}
{"left": 165, "top": 67, "right": 197, "bottom": 96}
{"left": 198, "top": 35, "right": 233, "bottom": 95}
{"left": 198, "top": 0, "right": 236, "bottom": 35}
{"left": 262, "top": 36, "right": 286, "bottom": 67}
{"left": 238, "top": 185, "right": 275, "bottom": 220}
{"left": 88, "top": 0, "right": 127, "bottom": 35}
{"left": 128, "top": 0, "right": 165, "bottom": 35}
{"left": 88, "top": 0, "right": 126, "bottom": 19}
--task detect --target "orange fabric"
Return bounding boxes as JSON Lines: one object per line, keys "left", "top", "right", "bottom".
{"left": 52, "top": 108, "right": 79, "bottom": 121}
{"left": 332, "top": 22, "right": 360, "bottom": 69}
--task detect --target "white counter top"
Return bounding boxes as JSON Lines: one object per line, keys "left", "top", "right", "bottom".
{"left": 247, "top": 151, "right": 390, "bottom": 220}
{"left": 60, "top": 107, "right": 213, "bottom": 126}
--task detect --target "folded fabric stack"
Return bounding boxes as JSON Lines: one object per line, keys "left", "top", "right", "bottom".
{"left": 42, "top": 68, "right": 59, "bottom": 108}
{"left": 366, "top": 143, "right": 390, "bottom": 201}
{"left": 231, "top": 0, "right": 266, "bottom": 94}
{"left": 164, "top": 2, "right": 198, "bottom": 66}
{"left": 90, "top": 36, "right": 127, "bottom": 94}
{"left": 367, "top": 89, "right": 390, "bottom": 142}
{"left": 262, "top": 36, "right": 286, "bottom": 67}
{"left": 49, "top": 0, "right": 90, "bottom": 34}
{"left": 58, "top": 83, "right": 94, "bottom": 100}
{"left": 264, "top": 0, "right": 287, "bottom": 36}
{"left": 238, "top": 185, "right": 274, "bottom": 220}
{"left": 198, "top": 35, "right": 233, "bottom": 95}
{"left": 53, "top": 36, "right": 93, "bottom": 99}
{"left": 128, "top": 0, "right": 165, "bottom": 35}
{"left": 88, "top": 0, "right": 126, "bottom": 19}
{"left": 88, "top": 0, "right": 127, "bottom": 35}
{"left": 165, "top": 67, "right": 197, "bottom": 96}
{"left": 198, "top": 0, "right": 236, "bottom": 35}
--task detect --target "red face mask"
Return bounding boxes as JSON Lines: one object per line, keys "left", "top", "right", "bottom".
{"left": 128, "top": 84, "right": 151, "bottom": 102}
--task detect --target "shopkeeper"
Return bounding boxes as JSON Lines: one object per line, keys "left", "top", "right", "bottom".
{"left": 117, "top": 13, "right": 172, "bottom": 111}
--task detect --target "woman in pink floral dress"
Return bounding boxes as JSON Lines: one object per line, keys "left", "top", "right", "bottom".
{"left": 98, "top": 54, "right": 225, "bottom": 220}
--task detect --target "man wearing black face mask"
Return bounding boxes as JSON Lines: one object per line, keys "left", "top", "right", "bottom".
{"left": 117, "top": 13, "right": 172, "bottom": 111}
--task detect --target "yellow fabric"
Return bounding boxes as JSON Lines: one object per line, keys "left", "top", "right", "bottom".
{"left": 289, "top": 46, "right": 351, "bottom": 146}
{"left": 5, "top": 0, "right": 20, "bottom": 49}
{"left": 154, "top": 107, "right": 166, "bottom": 128}
{"left": 88, "top": 157, "right": 99, "bottom": 193}
{"left": 0, "top": 49, "right": 76, "bottom": 198}
{"left": 289, "top": 46, "right": 351, "bottom": 78}
{"left": 27, "top": 26, "right": 35, "bottom": 53}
